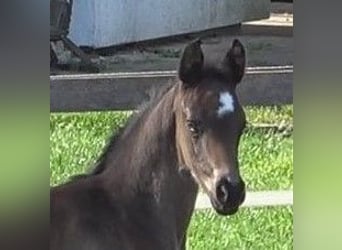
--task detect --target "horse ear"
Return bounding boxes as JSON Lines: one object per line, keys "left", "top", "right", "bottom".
{"left": 223, "top": 39, "right": 246, "bottom": 85}
{"left": 178, "top": 39, "right": 204, "bottom": 87}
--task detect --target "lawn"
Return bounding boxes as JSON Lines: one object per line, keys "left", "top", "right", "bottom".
{"left": 188, "top": 206, "right": 293, "bottom": 250}
{"left": 50, "top": 105, "right": 293, "bottom": 249}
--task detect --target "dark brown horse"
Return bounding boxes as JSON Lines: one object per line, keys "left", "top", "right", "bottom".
{"left": 50, "top": 38, "right": 247, "bottom": 250}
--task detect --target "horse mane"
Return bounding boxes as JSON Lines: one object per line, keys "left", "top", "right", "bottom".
{"left": 69, "top": 79, "right": 176, "bottom": 181}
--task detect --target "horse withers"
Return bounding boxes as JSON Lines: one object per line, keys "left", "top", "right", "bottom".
{"left": 50, "top": 38, "right": 247, "bottom": 250}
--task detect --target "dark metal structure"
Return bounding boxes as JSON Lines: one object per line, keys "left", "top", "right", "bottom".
{"left": 50, "top": 0, "right": 99, "bottom": 72}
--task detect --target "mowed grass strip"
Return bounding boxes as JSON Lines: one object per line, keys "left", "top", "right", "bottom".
{"left": 50, "top": 105, "right": 293, "bottom": 190}
{"left": 187, "top": 206, "right": 293, "bottom": 250}
{"left": 50, "top": 111, "right": 133, "bottom": 186}
{"left": 244, "top": 105, "right": 293, "bottom": 125}
{"left": 239, "top": 129, "right": 292, "bottom": 191}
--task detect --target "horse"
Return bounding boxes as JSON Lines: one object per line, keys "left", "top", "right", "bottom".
{"left": 50, "top": 38, "right": 247, "bottom": 250}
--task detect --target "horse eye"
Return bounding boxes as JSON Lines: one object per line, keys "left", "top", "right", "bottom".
{"left": 186, "top": 120, "right": 202, "bottom": 138}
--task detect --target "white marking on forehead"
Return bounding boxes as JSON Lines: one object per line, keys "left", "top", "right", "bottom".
{"left": 217, "top": 91, "right": 235, "bottom": 117}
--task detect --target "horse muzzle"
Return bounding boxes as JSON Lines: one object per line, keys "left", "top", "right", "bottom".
{"left": 210, "top": 177, "right": 246, "bottom": 215}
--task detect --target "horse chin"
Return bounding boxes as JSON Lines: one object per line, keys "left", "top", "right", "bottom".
{"left": 215, "top": 206, "right": 239, "bottom": 216}
{"left": 209, "top": 196, "right": 241, "bottom": 216}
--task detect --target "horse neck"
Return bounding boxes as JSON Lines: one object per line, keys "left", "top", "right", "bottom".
{"left": 99, "top": 83, "right": 199, "bottom": 242}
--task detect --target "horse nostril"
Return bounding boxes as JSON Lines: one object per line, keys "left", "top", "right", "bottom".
{"left": 216, "top": 178, "right": 245, "bottom": 205}
{"left": 216, "top": 179, "right": 229, "bottom": 204}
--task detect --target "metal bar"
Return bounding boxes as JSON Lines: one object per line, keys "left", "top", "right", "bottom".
{"left": 195, "top": 190, "right": 293, "bottom": 210}
{"left": 50, "top": 65, "right": 293, "bottom": 80}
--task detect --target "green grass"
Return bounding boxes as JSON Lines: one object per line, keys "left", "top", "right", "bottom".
{"left": 50, "top": 111, "right": 133, "bottom": 186}
{"left": 244, "top": 105, "right": 293, "bottom": 125}
{"left": 239, "top": 129, "right": 292, "bottom": 191}
{"left": 187, "top": 206, "right": 293, "bottom": 250}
